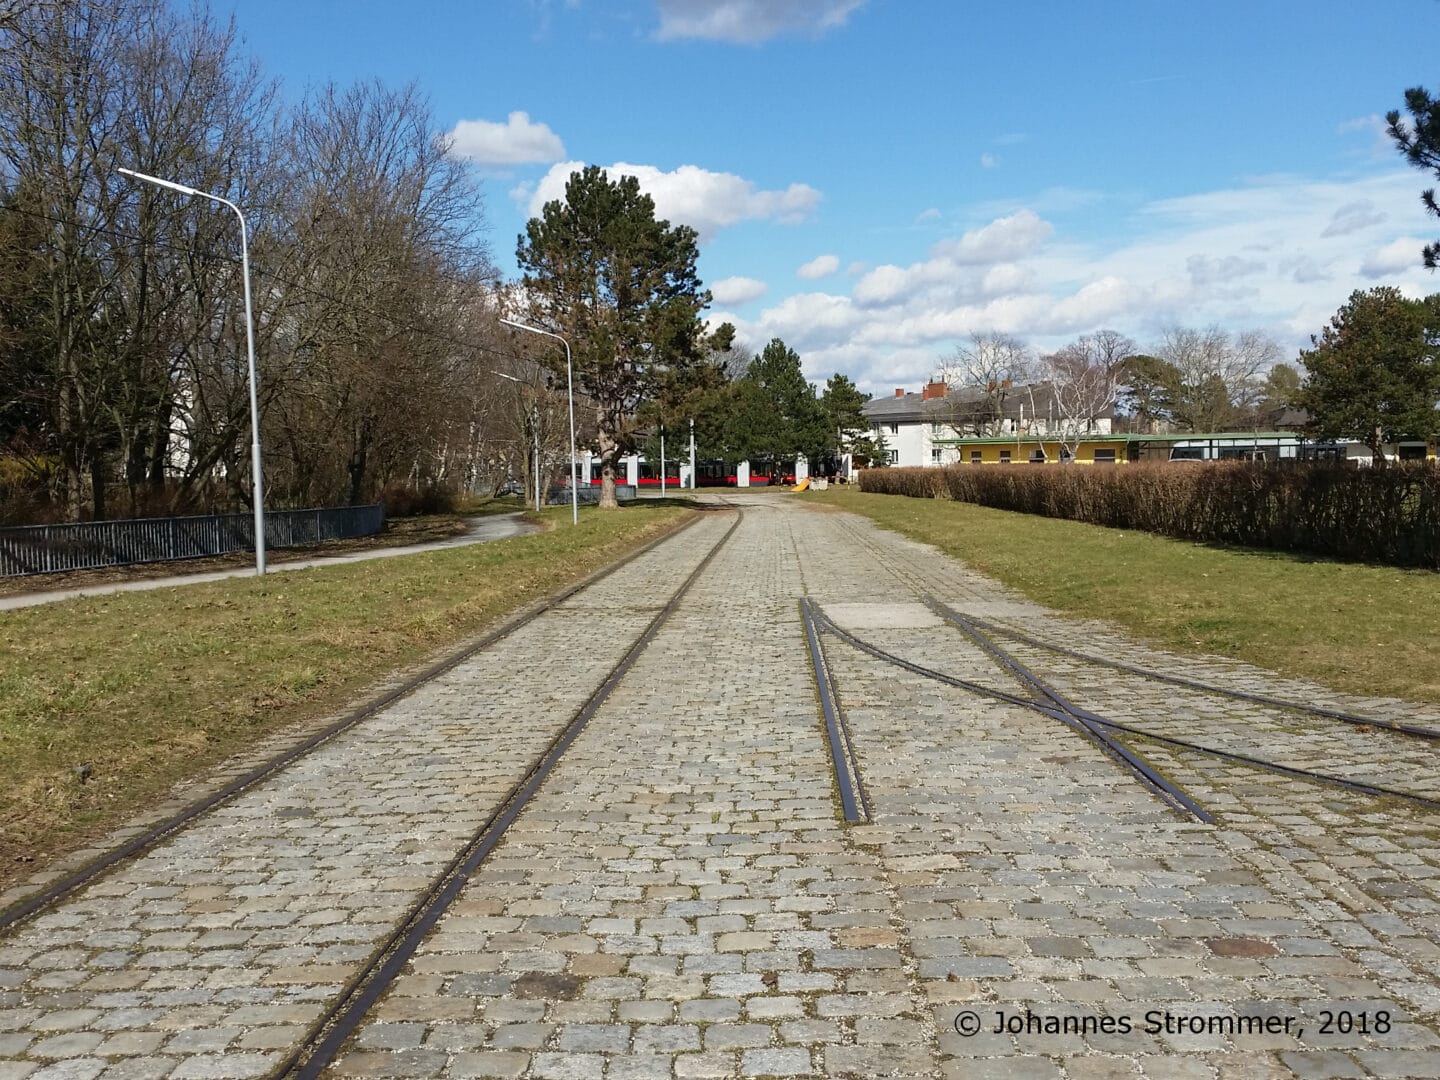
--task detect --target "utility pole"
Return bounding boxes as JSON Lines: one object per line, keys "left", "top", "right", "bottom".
{"left": 660, "top": 426, "right": 666, "bottom": 497}
{"left": 689, "top": 418, "right": 696, "bottom": 490}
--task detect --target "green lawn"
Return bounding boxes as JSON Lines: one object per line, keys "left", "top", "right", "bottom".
{"left": 811, "top": 487, "right": 1439, "bottom": 704}
{"left": 0, "top": 501, "right": 695, "bottom": 885}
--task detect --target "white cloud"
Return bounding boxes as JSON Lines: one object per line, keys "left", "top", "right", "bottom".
{"left": 529, "top": 160, "right": 820, "bottom": 242}
{"left": 936, "top": 209, "right": 1053, "bottom": 264}
{"left": 1321, "top": 199, "right": 1386, "bottom": 238}
{"left": 1360, "top": 236, "right": 1427, "bottom": 278}
{"left": 707, "top": 170, "right": 1438, "bottom": 398}
{"left": 710, "top": 276, "right": 768, "bottom": 305}
{"left": 448, "top": 111, "right": 564, "bottom": 167}
{"left": 1338, "top": 113, "right": 1395, "bottom": 158}
{"left": 1186, "top": 254, "right": 1267, "bottom": 287}
{"left": 797, "top": 254, "right": 840, "bottom": 279}
{"left": 655, "top": 0, "right": 864, "bottom": 44}
{"left": 980, "top": 152, "right": 998, "bottom": 169}
{"left": 916, "top": 207, "right": 941, "bottom": 222}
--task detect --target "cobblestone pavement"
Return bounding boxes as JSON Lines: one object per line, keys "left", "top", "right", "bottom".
{"left": 0, "top": 514, "right": 734, "bottom": 1080}
{"left": 4, "top": 495, "right": 1440, "bottom": 1079}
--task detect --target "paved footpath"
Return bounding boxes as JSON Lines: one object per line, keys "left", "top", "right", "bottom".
{"left": 4, "top": 495, "right": 1440, "bottom": 1079}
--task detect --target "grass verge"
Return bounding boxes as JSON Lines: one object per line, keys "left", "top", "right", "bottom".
{"left": 0, "top": 500, "right": 695, "bottom": 886}
{"left": 810, "top": 487, "right": 1439, "bottom": 704}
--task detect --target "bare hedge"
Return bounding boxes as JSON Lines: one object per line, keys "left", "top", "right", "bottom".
{"left": 857, "top": 462, "right": 1440, "bottom": 568}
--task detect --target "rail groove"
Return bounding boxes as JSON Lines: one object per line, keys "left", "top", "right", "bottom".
{"left": 800, "top": 597, "right": 871, "bottom": 823}
{"left": 272, "top": 509, "right": 743, "bottom": 1080}
{"left": 825, "top": 514, "right": 1440, "bottom": 815}
{"left": 0, "top": 510, "right": 708, "bottom": 935}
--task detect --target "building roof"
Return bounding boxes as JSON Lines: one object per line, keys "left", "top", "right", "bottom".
{"left": 863, "top": 383, "right": 1080, "bottom": 424}
{"left": 934, "top": 430, "right": 1336, "bottom": 446}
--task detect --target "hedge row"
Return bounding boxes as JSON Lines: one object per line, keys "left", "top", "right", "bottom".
{"left": 857, "top": 461, "right": 1440, "bottom": 568}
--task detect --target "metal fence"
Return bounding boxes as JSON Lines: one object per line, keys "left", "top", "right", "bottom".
{"left": 0, "top": 504, "right": 386, "bottom": 578}
{"left": 548, "top": 484, "right": 637, "bottom": 505}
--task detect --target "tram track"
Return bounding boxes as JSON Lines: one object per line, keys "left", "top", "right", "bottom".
{"left": 821, "top": 513, "right": 1440, "bottom": 816}
{"left": 272, "top": 508, "right": 743, "bottom": 1080}
{"left": 0, "top": 510, "right": 712, "bottom": 934}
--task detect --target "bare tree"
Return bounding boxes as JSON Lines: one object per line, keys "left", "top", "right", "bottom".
{"left": 271, "top": 79, "right": 492, "bottom": 507}
{"left": 1155, "top": 325, "right": 1278, "bottom": 432}
{"left": 1041, "top": 329, "right": 1132, "bottom": 460}
{"left": 936, "top": 331, "right": 1033, "bottom": 435}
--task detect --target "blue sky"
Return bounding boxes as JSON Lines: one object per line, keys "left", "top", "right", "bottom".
{"left": 221, "top": 0, "right": 1440, "bottom": 394}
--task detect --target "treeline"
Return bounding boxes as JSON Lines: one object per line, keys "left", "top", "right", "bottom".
{"left": 860, "top": 462, "right": 1440, "bottom": 568}
{"left": 0, "top": 0, "right": 522, "bottom": 524}
{"left": 643, "top": 335, "right": 878, "bottom": 478}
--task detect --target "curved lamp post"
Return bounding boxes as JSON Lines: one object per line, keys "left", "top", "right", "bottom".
{"left": 118, "top": 167, "right": 267, "bottom": 574}
{"left": 500, "top": 319, "right": 578, "bottom": 526}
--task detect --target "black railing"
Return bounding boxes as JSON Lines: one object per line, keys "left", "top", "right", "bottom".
{"left": 0, "top": 504, "right": 386, "bottom": 578}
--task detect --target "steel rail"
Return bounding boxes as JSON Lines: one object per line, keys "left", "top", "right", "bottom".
{"left": 825, "top": 516, "right": 1438, "bottom": 814}
{"left": 821, "top": 601, "right": 1439, "bottom": 816}
{"left": 811, "top": 602, "right": 1211, "bottom": 823}
{"left": 960, "top": 613, "right": 1440, "bottom": 741}
{"left": 1054, "top": 709, "right": 1440, "bottom": 812}
{"left": 0, "top": 511, "right": 710, "bottom": 935}
{"left": 800, "top": 598, "right": 870, "bottom": 823}
{"left": 924, "top": 602, "right": 1440, "bottom": 811}
{"left": 272, "top": 509, "right": 743, "bottom": 1080}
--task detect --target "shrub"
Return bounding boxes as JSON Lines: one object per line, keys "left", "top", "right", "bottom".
{"left": 380, "top": 481, "right": 458, "bottom": 518}
{"left": 859, "top": 461, "right": 1440, "bottom": 568}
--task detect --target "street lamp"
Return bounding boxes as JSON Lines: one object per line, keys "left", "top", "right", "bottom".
{"left": 118, "top": 167, "right": 267, "bottom": 574}
{"left": 492, "top": 370, "right": 541, "bottom": 512}
{"left": 499, "top": 319, "right": 578, "bottom": 526}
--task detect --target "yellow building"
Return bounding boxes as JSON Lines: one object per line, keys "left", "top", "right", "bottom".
{"left": 937, "top": 432, "right": 1439, "bottom": 464}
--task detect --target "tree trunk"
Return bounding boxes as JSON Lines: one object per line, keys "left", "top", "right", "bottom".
{"left": 596, "top": 410, "right": 619, "bottom": 510}
{"left": 90, "top": 452, "right": 107, "bottom": 520}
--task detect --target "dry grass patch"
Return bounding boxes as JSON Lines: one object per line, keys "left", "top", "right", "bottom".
{"left": 811, "top": 487, "right": 1439, "bottom": 704}
{"left": 0, "top": 501, "right": 695, "bottom": 885}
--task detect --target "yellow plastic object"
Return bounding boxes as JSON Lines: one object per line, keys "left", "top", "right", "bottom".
{"left": 792, "top": 477, "right": 810, "bottom": 492}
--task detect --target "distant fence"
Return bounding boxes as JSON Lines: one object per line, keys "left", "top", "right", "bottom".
{"left": 550, "top": 484, "right": 637, "bottom": 504}
{"left": 0, "top": 504, "right": 386, "bottom": 578}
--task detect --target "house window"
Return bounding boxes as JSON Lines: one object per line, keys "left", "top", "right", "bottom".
{"left": 1093, "top": 448, "right": 1117, "bottom": 464}
{"left": 970, "top": 450, "right": 981, "bottom": 464}
{"left": 999, "top": 450, "right": 1011, "bottom": 464}
{"left": 888, "top": 423, "right": 899, "bottom": 435}
{"left": 886, "top": 449, "right": 899, "bottom": 465}
{"left": 1028, "top": 449, "right": 1047, "bottom": 463}
{"left": 931, "top": 423, "right": 943, "bottom": 436}
{"left": 931, "top": 448, "right": 943, "bottom": 464}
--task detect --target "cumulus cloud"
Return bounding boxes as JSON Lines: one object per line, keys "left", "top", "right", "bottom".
{"left": 1360, "top": 237, "right": 1427, "bottom": 278}
{"left": 528, "top": 160, "right": 820, "bottom": 242}
{"left": 980, "top": 152, "right": 998, "bottom": 169}
{"left": 710, "top": 276, "right": 768, "bottom": 305}
{"left": 710, "top": 171, "right": 1437, "bottom": 397}
{"left": 448, "top": 111, "right": 565, "bottom": 167}
{"left": 797, "top": 254, "right": 840, "bottom": 279}
{"left": 1321, "top": 199, "right": 1386, "bottom": 238}
{"left": 655, "top": 0, "right": 864, "bottom": 44}
{"left": 935, "top": 209, "right": 1053, "bottom": 265}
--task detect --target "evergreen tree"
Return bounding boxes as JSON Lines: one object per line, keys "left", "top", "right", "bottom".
{"left": 516, "top": 166, "right": 709, "bottom": 508}
{"left": 1388, "top": 86, "right": 1440, "bottom": 268}
{"left": 1297, "top": 287, "right": 1440, "bottom": 464}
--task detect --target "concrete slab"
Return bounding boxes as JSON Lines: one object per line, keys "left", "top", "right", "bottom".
{"left": 822, "top": 601, "right": 943, "bottom": 629}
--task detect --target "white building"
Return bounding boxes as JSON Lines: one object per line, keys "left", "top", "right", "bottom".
{"left": 862, "top": 381, "right": 1113, "bottom": 468}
